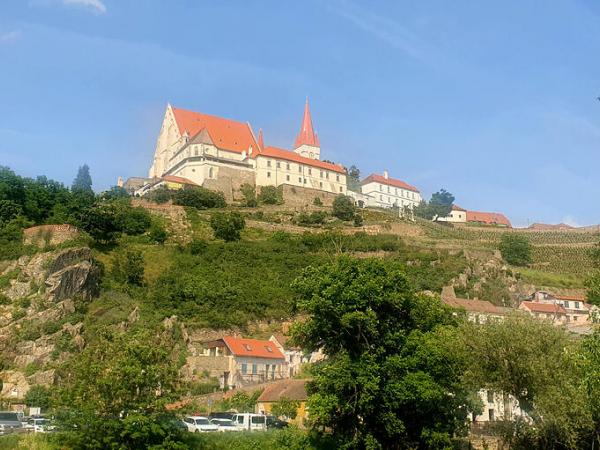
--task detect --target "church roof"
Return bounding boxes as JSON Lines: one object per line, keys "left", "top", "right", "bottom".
{"left": 171, "top": 106, "right": 259, "bottom": 154}
{"left": 294, "top": 100, "right": 320, "bottom": 148}
{"left": 361, "top": 173, "right": 420, "bottom": 193}
{"left": 255, "top": 146, "right": 346, "bottom": 174}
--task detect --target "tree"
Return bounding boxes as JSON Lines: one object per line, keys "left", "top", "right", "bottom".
{"left": 112, "top": 249, "right": 145, "bottom": 286}
{"left": 271, "top": 396, "right": 300, "bottom": 420}
{"left": 240, "top": 183, "right": 257, "bottom": 207}
{"left": 258, "top": 185, "right": 281, "bottom": 205}
{"left": 332, "top": 195, "right": 355, "bottom": 221}
{"left": 72, "top": 164, "right": 93, "bottom": 194}
{"left": 347, "top": 165, "right": 361, "bottom": 192}
{"left": 499, "top": 233, "right": 532, "bottom": 266}
{"left": 429, "top": 189, "right": 454, "bottom": 220}
{"left": 172, "top": 187, "right": 226, "bottom": 209}
{"left": 149, "top": 222, "right": 168, "bottom": 244}
{"left": 25, "top": 385, "right": 53, "bottom": 410}
{"left": 291, "top": 257, "right": 472, "bottom": 449}
{"left": 210, "top": 211, "right": 245, "bottom": 242}
{"left": 79, "top": 203, "right": 121, "bottom": 244}
{"left": 586, "top": 271, "right": 600, "bottom": 307}
{"left": 101, "top": 186, "right": 129, "bottom": 201}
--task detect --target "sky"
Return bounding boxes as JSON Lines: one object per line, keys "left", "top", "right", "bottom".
{"left": 1, "top": 0, "right": 600, "bottom": 227}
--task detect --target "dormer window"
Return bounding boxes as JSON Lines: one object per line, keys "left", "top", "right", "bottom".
{"left": 244, "top": 344, "right": 252, "bottom": 351}
{"left": 265, "top": 346, "right": 273, "bottom": 353}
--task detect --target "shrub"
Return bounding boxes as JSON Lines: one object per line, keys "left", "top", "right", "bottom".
{"left": 173, "top": 187, "right": 226, "bottom": 209}
{"left": 332, "top": 195, "right": 355, "bottom": 221}
{"left": 25, "top": 385, "right": 53, "bottom": 410}
{"left": 499, "top": 233, "right": 532, "bottom": 266}
{"left": 258, "top": 186, "right": 281, "bottom": 205}
{"left": 296, "top": 211, "right": 327, "bottom": 226}
{"left": 117, "top": 205, "right": 152, "bottom": 236}
{"left": 313, "top": 197, "right": 323, "bottom": 206}
{"left": 111, "top": 249, "right": 145, "bottom": 286}
{"left": 147, "top": 186, "right": 172, "bottom": 204}
{"left": 189, "top": 239, "right": 208, "bottom": 255}
{"left": 240, "top": 183, "right": 258, "bottom": 207}
{"left": 353, "top": 214, "right": 364, "bottom": 227}
{"left": 149, "top": 222, "right": 168, "bottom": 244}
{"left": 210, "top": 212, "right": 245, "bottom": 242}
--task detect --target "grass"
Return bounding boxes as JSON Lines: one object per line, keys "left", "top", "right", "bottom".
{"left": 516, "top": 267, "right": 586, "bottom": 289}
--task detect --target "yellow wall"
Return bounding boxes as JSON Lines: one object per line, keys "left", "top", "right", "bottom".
{"left": 256, "top": 400, "right": 307, "bottom": 427}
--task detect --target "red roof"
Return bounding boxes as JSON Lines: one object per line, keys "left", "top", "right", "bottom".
{"left": 171, "top": 106, "right": 259, "bottom": 154}
{"left": 555, "top": 295, "right": 585, "bottom": 302}
{"left": 361, "top": 173, "right": 420, "bottom": 193}
{"left": 452, "top": 204, "right": 467, "bottom": 212}
{"left": 222, "top": 336, "right": 285, "bottom": 360}
{"left": 294, "top": 100, "right": 320, "bottom": 148}
{"left": 466, "top": 211, "right": 512, "bottom": 227}
{"left": 520, "top": 301, "right": 567, "bottom": 315}
{"left": 161, "top": 175, "right": 198, "bottom": 186}
{"left": 257, "top": 380, "right": 308, "bottom": 402}
{"left": 255, "top": 146, "right": 346, "bottom": 174}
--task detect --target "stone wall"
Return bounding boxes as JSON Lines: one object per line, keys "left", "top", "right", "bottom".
{"left": 203, "top": 166, "right": 256, "bottom": 203}
{"left": 23, "top": 224, "right": 79, "bottom": 247}
{"left": 281, "top": 184, "right": 340, "bottom": 208}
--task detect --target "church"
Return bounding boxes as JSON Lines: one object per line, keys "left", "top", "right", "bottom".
{"left": 145, "top": 101, "right": 347, "bottom": 202}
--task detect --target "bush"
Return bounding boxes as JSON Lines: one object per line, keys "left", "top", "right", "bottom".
{"left": 332, "top": 195, "right": 355, "bottom": 221}
{"left": 240, "top": 183, "right": 258, "bottom": 207}
{"left": 149, "top": 222, "right": 168, "bottom": 244}
{"left": 296, "top": 211, "right": 327, "bottom": 226}
{"left": 353, "top": 214, "right": 364, "bottom": 227}
{"left": 258, "top": 186, "right": 281, "bottom": 205}
{"left": 147, "top": 186, "right": 172, "bottom": 204}
{"left": 111, "top": 249, "right": 145, "bottom": 286}
{"left": 25, "top": 385, "right": 52, "bottom": 410}
{"left": 313, "top": 197, "right": 323, "bottom": 206}
{"left": 499, "top": 233, "right": 532, "bottom": 266}
{"left": 117, "top": 205, "right": 152, "bottom": 236}
{"left": 173, "top": 187, "right": 226, "bottom": 209}
{"left": 189, "top": 239, "right": 208, "bottom": 255}
{"left": 210, "top": 212, "right": 245, "bottom": 242}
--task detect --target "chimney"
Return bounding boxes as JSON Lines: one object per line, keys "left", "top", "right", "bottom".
{"left": 383, "top": 170, "right": 389, "bottom": 179}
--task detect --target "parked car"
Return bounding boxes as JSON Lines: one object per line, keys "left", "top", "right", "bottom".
{"left": 266, "top": 416, "right": 289, "bottom": 429}
{"left": 31, "top": 418, "right": 55, "bottom": 433}
{"left": 210, "top": 418, "right": 240, "bottom": 432}
{"left": 208, "top": 411, "right": 235, "bottom": 421}
{"left": 183, "top": 416, "right": 219, "bottom": 433}
{"left": 231, "top": 413, "right": 267, "bottom": 432}
{"left": 0, "top": 412, "right": 24, "bottom": 435}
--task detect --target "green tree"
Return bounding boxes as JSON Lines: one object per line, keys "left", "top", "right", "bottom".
{"left": 346, "top": 165, "right": 361, "bottom": 192}
{"left": 332, "top": 195, "right": 355, "bottom": 221}
{"left": 25, "top": 385, "right": 52, "bottom": 410}
{"left": 172, "top": 187, "right": 226, "bottom": 209}
{"left": 210, "top": 212, "right": 245, "bottom": 242}
{"left": 291, "top": 257, "right": 472, "bottom": 450}
{"left": 240, "top": 183, "right": 258, "bottom": 207}
{"left": 147, "top": 186, "right": 172, "bottom": 204}
{"left": 586, "top": 271, "right": 600, "bottom": 307}
{"left": 79, "top": 203, "right": 121, "bottom": 244}
{"left": 0, "top": 199, "right": 22, "bottom": 224}
{"left": 71, "top": 164, "right": 93, "bottom": 194}
{"left": 499, "top": 233, "right": 532, "bottom": 266}
{"left": 258, "top": 185, "right": 281, "bottom": 205}
{"left": 116, "top": 204, "right": 152, "bottom": 235}
{"left": 149, "top": 221, "right": 168, "bottom": 244}
{"left": 112, "top": 249, "right": 145, "bottom": 286}
{"left": 271, "top": 396, "right": 300, "bottom": 420}
{"left": 101, "top": 186, "right": 129, "bottom": 200}
{"left": 429, "top": 189, "right": 454, "bottom": 220}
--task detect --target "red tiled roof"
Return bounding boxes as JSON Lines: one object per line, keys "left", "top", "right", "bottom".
{"left": 161, "top": 175, "right": 198, "bottom": 186}
{"left": 171, "top": 106, "right": 259, "bottom": 154}
{"left": 360, "top": 173, "right": 420, "bottom": 193}
{"left": 294, "top": 100, "right": 320, "bottom": 148}
{"left": 520, "top": 301, "right": 567, "bottom": 315}
{"left": 555, "top": 295, "right": 585, "bottom": 302}
{"left": 452, "top": 204, "right": 467, "bottom": 212}
{"left": 466, "top": 211, "right": 512, "bottom": 227}
{"left": 257, "top": 379, "right": 308, "bottom": 402}
{"left": 222, "top": 336, "right": 285, "bottom": 360}
{"left": 255, "top": 146, "right": 346, "bottom": 174}
{"left": 443, "top": 298, "right": 507, "bottom": 314}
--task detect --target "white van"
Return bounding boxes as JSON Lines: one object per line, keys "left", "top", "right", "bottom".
{"left": 231, "top": 413, "right": 267, "bottom": 431}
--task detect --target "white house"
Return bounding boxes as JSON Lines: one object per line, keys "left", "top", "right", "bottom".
{"left": 437, "top": 204, "right": 468, "bottom": 223}
{"left": 359, "top": 171, "right": 421, "bottom": 209}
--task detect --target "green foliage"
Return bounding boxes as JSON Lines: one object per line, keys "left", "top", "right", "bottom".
{"left": 172, "top": 187, "right": 226, "bottom": 209}
{"left": 271, "top": 396, "right": 300, "bottom": 420}
{"left": 291, "top": 257, "right": 471, "bottom": 449}
{"left": 101, "top": 186, "right": 129, "bottom": 201}
{"left": 210, "top": 212, "right": 245, "bottom": 242}
{"left": 585, "top": 271, "right": 600, "bottom": 307}
{"left": 78, "top": 202, "right": 122, "bottom": 245}
{"left": 214, "top": 390, "right": 262, "bottom": 413}
{"left": 499, "top": 233, "right": 532, "bottom": 266}
{"left": 258, "top": 185, "right": 282, "bottom": 205}
{"left": 111, "top": 249, "right": 145, "bottom": 286}
{"left": 240, "top": 183, "right": 258, "bottom": 207}
{"left": 71, "top": 164, "right": 93, "bottom": 194}
{"left": 331, "top": 195, "right": 355, "bottom": 221}
{"left": 116, "top": 205, "right": 152, "bottom": 235}
{"left": 295, "top": 211, "right": 327, "bottom": 226}
{"left": 415, "top": 189, "right": 454, "bottom": 220}
{"left": 353, "top": 213, "right": 363, "bottom": 227}
{"left": 25, "top": 385, "right": 53, "bottom": 410}
{"left": 312, "top": 196, "right": 323, "bottom": 206}
{"left": 346, "top": 165, "right": 361, "bottom": 192}
{"left": 188, "top": 239, "right": 208, "bottom": 255}
{"left": 147, "top": 186, "right": 173, "bottom": 204}
{"left": 149, "top": 221, "right": 168, "bottom": 244}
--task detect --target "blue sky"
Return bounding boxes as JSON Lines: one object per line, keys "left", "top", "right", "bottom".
{"left": 1, "top": 0, "right": 600, "bottom": 227}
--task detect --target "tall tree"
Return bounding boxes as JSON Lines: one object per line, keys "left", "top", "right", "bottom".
{"left": 291, "top": 257, "right": 472, "bottom": 450}
{"left": 429, "top": 189, "right": 455, "bottom": 220}
{"left": 346, "top": 165, "right": 361, "bottom": 192}
{"left": 72, "top": 164, "right": 93, "bottom": 194}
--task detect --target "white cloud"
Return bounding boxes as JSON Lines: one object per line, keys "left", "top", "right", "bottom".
{"left": 0, "top": 30, "right": 21, "bottom": 44}
{"left": 63, "top": 0, "right": 107, "bottom": 14}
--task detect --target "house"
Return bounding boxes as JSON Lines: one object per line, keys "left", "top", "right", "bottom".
{"left": 473, "top": 390, "right": 526, "bottom": 424}
{"left": 466, "top": 211, "right": 512, "bottom": 227}
{"left": 199, "top": 336, "right": 286, "bottom": 389}
{"left": 146, "top": 100, "right": 347, "bottom": 201}
{"left": 256, "top": 379, "right": 308, "bottom": 427}
{"left": 269, "top": 334, "right": 324, "bottom": 378}
{"left": 359, "top": 171, "right": 422, "bottom": 210}
{"left": 529, "top": 291, "right": 591, "bottom": 324}
{"left": 437, "top": 204, "right": 468, "bottom": 223}
{"left": 443, "top": 297, "right": 509, "bottom": 323}
{"left": 518, "top": 301, "right": 567, "bottom": 324}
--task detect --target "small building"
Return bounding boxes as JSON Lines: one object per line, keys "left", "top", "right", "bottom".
{"left": 529, "top": 291, "right": 590, "bottom": 324}
{"left": 269, "top": 334, "right": 324, "bottom": 378}
{"left": 443, "top": 297, "right": 509, "bottom": 323}
{"left": 256, "top": 379, "right": 308, "bottom": 427}
{"left": 360, "top": 171, "right": 422, "bottom": 210}
{"left": 437, "top": 204, "right": 468, "bottom": 223}
{"left": 518, "top": 301, "right": 567, "bottom": 324}
{"left": 473, "top": 389, "right": 526, "bottom": 424}
{"left": 466, "top": 210, "right": 512, "bottom": 227}
{"left": 200, "top": 336, "right": 286, "bottom": 389}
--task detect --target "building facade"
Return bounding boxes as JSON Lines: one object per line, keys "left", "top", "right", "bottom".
{"left": 437, "top": 204, "right": 468, "bottom": 223}
{"left": 359, "top": 171, "right": 422, "bottom": 209}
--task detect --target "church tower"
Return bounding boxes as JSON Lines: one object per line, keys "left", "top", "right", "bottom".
{"left": 293, "top": 99, "right": 320, "bottom": 160}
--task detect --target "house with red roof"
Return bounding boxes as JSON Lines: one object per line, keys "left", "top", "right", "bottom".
{"left": 529, "top": 291, "right": 591, "bottom": 324}
{"left": 437, "top": 205, "right": 468, "bottom": 223}
{"left": 145, "top": 100, "right": 347, "bottom": 201}
{"left": 466, "top": 210, "right": 512, "bottom": 227}
{"left": 357, "top": 170, "right": 422, "bottom": 210}
{"left": 518, "top": 301, "right": 567, "bottom": 324}
{"left": 200, "top": 336, "right": 286, "bottom": 389}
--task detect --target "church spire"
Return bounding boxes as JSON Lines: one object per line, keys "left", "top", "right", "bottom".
{"left": 294, "top": 99, "right": 320, "bottom": 149}
{"left": 258, "top": 128, "right": 264, "bottom": 150}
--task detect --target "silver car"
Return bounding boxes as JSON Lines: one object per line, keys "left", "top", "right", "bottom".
{"left": 0, "top": 412, "right": 24, "bottom": 435}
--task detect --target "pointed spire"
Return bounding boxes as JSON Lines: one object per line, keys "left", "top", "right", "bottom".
{"left": 258, "top": 128, "right": 264, "bottom": 150}
{"left": 294, "top": 99, "right": 320, "bottom": 148}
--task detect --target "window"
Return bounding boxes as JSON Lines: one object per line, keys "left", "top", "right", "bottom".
{"left": 563, "top": 301, "right": 570, "bottom": 309}
{"left": 574, "top": 316, "right": 578, "bottom": 322}
{"left": 320, "top": 170, "right": 324, "bottom": 178}
{"left": 252, "top": 364, "right": 257, "bottom": 374}
{"left": 380, "top": 184, "right": 383, "bottom": 191}
{"left": 208, "top": 167, "right": 213, "bottom": 179}
{"left": 339, "top": 186, "right": 343, "bottom": 192}
{"left": 336, "top": 174, "right": 340, "bottom": 181}
{"left": 395, "top": 188, "right": 398, "bottom": 195}
{"left": 326, "top": 172, "right": 329, "bottom": 179}
{"left": 195, "top": 149, "right": 198, "bottom": 156}
{"left": 488, "top": 409, "right": 495, "bottom": 421}
{"left": 487, "top": 391, "right": 494, "bottom": 403}
{"left": 387, "top": 186, "right": 390, "bottom": 193}
{"left": 575, "top": 301, "right": 580, "bottom": 309}
{"left": 276, "top": 161, "right": 280, "bottom": 168}
{"left": 308, "top": 168, "right": 312, "bottom": 175}
{"left": 265, "top": 346, "right": 273, "bottom": 353}
{"left": 319, "top": 182, "right": 323, "bottom": 188}
{"left": 303, "top": 178, "right": 307, "bottom": 184}
{"left": 380, "top": 195, "right": 383, "bottom": 200}
{"left": 267, "top": 160, "right": 272, "bottom": 167}
{"left": 299, "top": 165, "right": 302, "bottom": 173}
{"left": 267, "top": 171, "right": 271, "bottom": 178}
{"left": 241, "top": 363, "right": 247, "bottom": 374}
{"left": 243, "top": 344, "right": 252, "bottom": 351}
{"left": 298, "top": 177, "right": 302, "bottom": 182}
{"left": 286, "top": 175, "right": 290, "bottom": 181}
{"left": 286, "top": 163, "right": 290, "bottom": 170}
